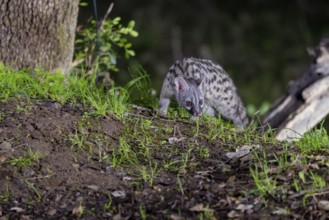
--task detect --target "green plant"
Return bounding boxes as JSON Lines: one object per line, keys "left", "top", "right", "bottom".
{"left": 246, "top": 102, "right": 270, "bottom": 116}
{"left": 0, "top": 176, "right": 11, "bottom": 202}
{"left": 310, "top": 171, "right": 326, "bottom": 189}
{"left": 139, "top": 161, "right": 160, "bottom": 187}
{"left": 74, "top": 15, "right": 138, "bottom": 74}
{"left": 296, "top": 126, "right": 329, "bottom": 154}
{"left": 193, "top": 119, "right": 200, "bottom": 137}
{"left": 293, "top": 177, "right": 300, "bottom": 192}
{"left": 205, "top": 116, "right": 232, "bottom": 142}
{"left": 25, "top": 180, "right": 42, "bottom": 202}
{"left": 110, "top": 137, "right": 137, "bottom": 167}
{"left": 198, "top": 146, "right": 210, "bottom": 159}
{"left": 180, "top": 148, "right": 193, "bottom": 172}
{"left": 70, "top": 129, "right": 86, "bottom": 150}
{"left": 139, "top": 205, "right": 147, "bottom": 220}
{"left": 177, "top": 176, "right": 185, "bottom": 195}
{"left": 103, "top": 193, "right": 113, "bottom": 211}
{"left": 126, "top": 67, "right": 157, "bottom": 107}
{"left": 250, "top": 152, "right": 277, "bottom": 199}
{"left": 273, "top": 143, "right": 291, "bottom": 172}
{"left": 9, "top": 148, "right": 44, "bottom": 168}
{"left": 104, "top": 87, "right": 129, "bottom": 119}
{"left": 198, "top": 204, "right": 215, "bottom": 220}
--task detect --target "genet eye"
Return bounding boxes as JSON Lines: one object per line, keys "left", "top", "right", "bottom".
{"left": 199, "top": 100, "right": 203, "bottom": 106}
{"left": 185, "top": 101, "right": 192, "bottom": 108}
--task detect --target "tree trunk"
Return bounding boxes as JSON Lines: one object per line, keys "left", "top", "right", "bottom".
{"left": 0, "top": 0, "right": 79, "bottom": 73}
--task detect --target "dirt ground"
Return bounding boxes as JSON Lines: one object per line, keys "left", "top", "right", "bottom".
{"left": 0, "top": 98, "right": 326, "bottom": 219}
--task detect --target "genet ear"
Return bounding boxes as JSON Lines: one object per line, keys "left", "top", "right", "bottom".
{"left": 174, "top": 77, "right": 189, "bottom": 93}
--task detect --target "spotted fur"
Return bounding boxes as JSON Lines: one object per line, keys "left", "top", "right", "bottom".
{"left": 158, "top": 57, "right": 248, "bottom": 129}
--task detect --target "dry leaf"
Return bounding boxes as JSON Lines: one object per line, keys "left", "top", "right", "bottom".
{"left": 314, "top": 155, "right": 327, "bottom": 161}
{"left": 227, "top": 175, "right": 236, "bottom": 185}
{"left": 170, "top": 214, "right": 184, "bottom": 220}
{"left": 189, "top": 203, "right": 204, "bottom": 212}
{"left": 113, "top": 213, "right": 130, "bottom": 220}
{"left": 189, "top": 204, "right": 214, "bottom": 213}
{"left": 236, "top": 204, "right": 254, "bottom": 211}
{"left": 72, "top": 204, "right": 83, "bottom": 216}
{"left": 227, "top": 210, "right": 240, "bottom": 218}
{"left": 309, "top": 163, "right": 320, "bottom": 170}
{"left": 218, "top": 182, "right": 226, "bottom": 188}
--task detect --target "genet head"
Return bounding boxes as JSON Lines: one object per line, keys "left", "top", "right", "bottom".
{"left": 174, "top": 77, "right": 204, "bottom": 117}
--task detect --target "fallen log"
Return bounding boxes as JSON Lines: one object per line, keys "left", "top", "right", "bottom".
{"left": 260, "top": 38, "right": 329, "bottom": 141}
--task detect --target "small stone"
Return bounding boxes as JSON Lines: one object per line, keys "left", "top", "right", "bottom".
{"left": 53, "top": 102, "right": 62, "bottom": 109}
{"left": 0, "top": 141, "right": 12, "bottom": 151}
{"left": 318, "top": 200, "right": 329, "bottom": 211}
{"left": 25, "top": 124, "right": 35, "bottom": 132}
{"left": 59, "top": 203, "right": 67, "bottom": 209}
{"left": 31, "top": 130, "right": 43, "bottom": 140}
{"left": 10, "top": 207, "right": 25, "bottom": 212}
{"left": 111, "top": 190, "right": 126, "bottom": 198}
{"left": 22, "top": 167, "right": 36, "bottom": 177}
{"left": 45, "top": 101, "right": 62, "bottom": 109}
{"left": 87, "top": 185, "right": 99, "bottom": 191}
{"left": 47, "top": 208, "right": 57, "bottom": 216}
{"left": 272, "top": 208, "right": 289, "bottom": 215}
{"left": 72, "top": 163, "right": 80, "bottom": 169}
{"left": 226, "top": 148, "right": 250, "bottom": 159}
{"left": 168, "top": 137, "right": 181, "bottom": 144}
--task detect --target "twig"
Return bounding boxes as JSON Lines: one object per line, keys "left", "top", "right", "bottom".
{"left": 85, "top": 3, "right": 114, "bottom": 74}
{"left": 126, "top": 112, "right": 154, "bottom": 119}
{"left": 288, "top": 187, "right": 329, "bottom": 199}
{"left": 25, "top": 174, "right": 55, "bottom": 181}
{"left": 72, "top": 59, "right": 84, "bottom": 68}
{"left": 131, "top": 104, "right": 154, "bottom": 112}
{"left": 98, "top": 3, "right": 114, "bottom": 32}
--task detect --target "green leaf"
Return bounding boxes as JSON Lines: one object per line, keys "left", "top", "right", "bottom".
{"left": 79, "top": 2, "right": 88, "bottom": 7}
{"left": 113, "top": 17, "right": 121, "bottom": 25}
{"left": 129, "top": 30, "right": 139, "bottom": 37}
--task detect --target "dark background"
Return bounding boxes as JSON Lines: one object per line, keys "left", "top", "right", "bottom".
{"left": 78, "top": 0, "right": 329, "bottom": 109}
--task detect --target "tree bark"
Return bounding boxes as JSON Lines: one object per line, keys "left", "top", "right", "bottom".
{"left": 0, "top": 0, "right": 79, "bottom": 73}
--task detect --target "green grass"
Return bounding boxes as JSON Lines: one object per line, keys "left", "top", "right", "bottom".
{"left": 25, "top": 180, "right": 42, "bottom": 202}
{"left": 249, "top": 124, "right": 329, "bottom": 206}
{"left": 295, "top": 126, "right": 329, "bottom": 154}
{"left": 110, "top": 136, "right": 138, "bottom": 167}
{"left": 9, "top": 148, "right": 44, "bottom": 168}
{"left": 250, "top": 151, "right": 277, "bottom": 199}
{"left": 0, "top": 63, "right": 130, "bottom": 119}
{"left": 0, "top": 176, "right": 11, "bottom": 202}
